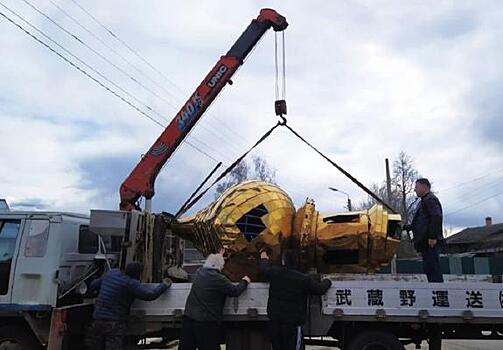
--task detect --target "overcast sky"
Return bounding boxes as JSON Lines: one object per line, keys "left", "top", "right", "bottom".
{"left": 1, "top": 0, "right": 502, "bottom": 233}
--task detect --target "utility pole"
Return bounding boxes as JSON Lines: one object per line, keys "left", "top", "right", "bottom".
{"left": 386, "top": 158, "right": 397, "bottom": 275}
{"left": 385, "top": 158, "right": 392, "bottom": 203}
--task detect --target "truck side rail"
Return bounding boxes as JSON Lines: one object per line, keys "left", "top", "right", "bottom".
{"left": 130, "top": 282, "right": 269, "bottom": 320}
{"left": 130, "top": 277, "right": 503, "bottom": 324}
{"left": 323, "top": 279, "right": 503, "bottom": 323}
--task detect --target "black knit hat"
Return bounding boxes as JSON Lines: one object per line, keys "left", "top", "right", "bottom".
{"left": 125, "top": 262, "right": 144, "bottom": 279}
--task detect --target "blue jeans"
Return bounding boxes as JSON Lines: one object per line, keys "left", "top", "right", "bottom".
{"left": 422, "top": 246, "right": 443, "bottom": 282}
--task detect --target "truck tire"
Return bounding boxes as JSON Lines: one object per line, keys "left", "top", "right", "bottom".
{"left": 346, "top": 330, "right": 404, "bottom": 350}
{"left": 0, "top": 325, "right": 40, "bottom": 350}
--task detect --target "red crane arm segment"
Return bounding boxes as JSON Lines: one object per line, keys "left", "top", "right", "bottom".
{"left": 120, "top": 9, "right": 287, "bottom": 211}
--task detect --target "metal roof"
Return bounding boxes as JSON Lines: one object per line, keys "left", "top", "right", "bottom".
{"left": 446, "top": 223, "right": 503, "bottom": 245}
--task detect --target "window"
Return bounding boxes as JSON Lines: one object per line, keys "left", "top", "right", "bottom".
{"left": 78, "top": 225, "right": 98, "bottom": 254}
{"left": 0, "top": 220, "right": 20, "bottom": 294}
{"left": 78, "top": 225, "right": 120, "bottom": 254}
{"left": 25, "top": 220, "right": 50, "bottom": 257}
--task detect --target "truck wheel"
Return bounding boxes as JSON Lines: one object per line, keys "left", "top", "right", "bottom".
{"left": 0, "top": 325, "right": 40, "bottom": 350}
{"left": 346, "top": 330, "right": 404, "bottom": 350}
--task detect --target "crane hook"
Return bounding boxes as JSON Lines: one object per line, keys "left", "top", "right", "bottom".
{"left": 275, "top": 99, "right": 287, "bottom": 125}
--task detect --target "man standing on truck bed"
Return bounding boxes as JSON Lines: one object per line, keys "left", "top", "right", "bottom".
{"left": 409, "top": 178, "right": 444, "bottom": 283}
{"left": 86, "top": 262, "right": 171, "bottom": 349}
{"left": 179, "top": 250, "right": 251, "bottom": 350}
{"left": 259, "top": 248, "right": 332, "bottom": 350}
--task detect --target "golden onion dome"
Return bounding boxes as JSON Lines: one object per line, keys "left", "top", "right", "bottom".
{"left": 172, "top": 180, "right": 296, "bottom": 280}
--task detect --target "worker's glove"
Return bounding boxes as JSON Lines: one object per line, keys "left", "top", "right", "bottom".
{"left": 255, "top": 241, "right": 272, "bottom": 257}
{"left": 162, "top": 277, "right": 173, "bottom": 288}
{"left": 255, "top": 241, "right": 266, "bottom": 252}
{"left": 402, "top": 224, "right": 412, "bottom": 232}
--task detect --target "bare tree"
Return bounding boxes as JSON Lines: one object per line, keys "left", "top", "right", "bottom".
{"left": 253, "top": 156, "right": 276, "bottom": 184}
{"left": 355, "top": 151, "right": 419, "bottom": 219}
{"left": 392, "top": 151, "right": 419, "bottom": 222}
{"left": 214, "top": 156, "right": 276, "bottom": 198}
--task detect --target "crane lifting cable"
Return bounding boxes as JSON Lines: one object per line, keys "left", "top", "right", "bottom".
{"left": 176, "top": 25, "right": 395, "bottom": 216}
{"left": 176, "top": 117, "right": 396, "bottom": 217}
{"left": 282, "top": 123, "right": 396, "bottom": 213}
{"left": 274, "top": 31, "right": 287, "bottom": 119}
{"left": 175, "top": 121, "right": 283, "bottom": 218}
{"left": 177, "top": 25, "right": 395, "bottom": 216}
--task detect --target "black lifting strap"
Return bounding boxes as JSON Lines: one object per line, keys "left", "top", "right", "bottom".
{"left": 175, "top": 122, "right": 283, "bottom": 218}
{"left": 283, "top": 123, "right": 396, "bottom": 213}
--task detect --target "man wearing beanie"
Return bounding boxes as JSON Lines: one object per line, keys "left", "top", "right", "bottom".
{"left": 86, "top": 262, "right": 171, "bottom": 349}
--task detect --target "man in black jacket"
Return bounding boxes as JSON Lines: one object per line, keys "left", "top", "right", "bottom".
{"left": 179, "top": 250, "right": 251, "bottom": 350}
{"left": 259, "top": 249, "right": 332, "bottom": 350}
{"left": 409, "top": 178, "right": 444, "bottom": 282}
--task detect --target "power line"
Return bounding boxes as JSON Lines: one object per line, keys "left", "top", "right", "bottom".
{"left": 445, "top": 189, "right": 503, "bottom": 217}
{"left": 193, "top": 124, "right": 244, "bottom": 159}
{"left": 23, "top": 0, "right": 235, "bottom": 160}
{"left": 69, "top": 0, "right": 185, "bottom": 98}
{"left": 450, "top": 177, "right": 503, "bottom": 200}
{"left": 185, "top": 136, "right": 234, "bottom": 165}
{"left": 0, "top": 7, "right": 222, "bottom": 165}
{"left": 437, "top": 168, "right": 503, "bottom": 193}
{"left": 176, "top": 121, "right": 283, "bottom": 217}
{"left": 23, "top": 1, "right": 266, "bottom": 163}
{"left": 0, "top": 1, "right": 167, "bottom": 124}
{"left": 46, "top": 0, "right": 182, "bottom": 107}
{"left": 442, "top": 178, "right": 503, "bottom": 211}
{"left": 0, "top": 7, "right": 164, "bottom": 127}
{"left": 190, "top": 118, "right": 249, "bottom": 156}
{"left": 20, "top": 0, "right": 179, "bottom": 112}
{"left": 183, "top": 140, "right": 221, "bottom": 164}
{"left": 67, "top": 0, "right": 251, "bottom": 153}
{"left": 68, "top": 0, "right": 255, "bottom": 151}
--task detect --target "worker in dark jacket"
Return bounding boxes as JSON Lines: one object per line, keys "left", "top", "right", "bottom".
{"left": 409, "top": 178, "right": 444, "bottom": 282}
{"left": 259, "top": 249, "right": 332, "bottom": 350}
{"left": 86, "top": 262, "right": 170, "bottom": 350}
{"left": 179, "top": 250, "right": 250, "bottom": 350}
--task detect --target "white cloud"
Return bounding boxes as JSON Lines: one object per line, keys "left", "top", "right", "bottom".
{"left": 1, "top": 0, "right": 502, "bottom": 229}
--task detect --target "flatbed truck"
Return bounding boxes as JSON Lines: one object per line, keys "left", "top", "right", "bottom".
{"left": 1, "top": 209, "right": 503, "bottom": 350}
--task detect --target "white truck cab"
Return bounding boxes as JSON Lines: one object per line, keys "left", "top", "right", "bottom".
{"left": 0, "top": 208, "right": 118, "bottom": 347}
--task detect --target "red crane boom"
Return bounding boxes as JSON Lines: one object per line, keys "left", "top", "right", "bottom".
{"left": 120, "top": 9, "right": 287, "bottom": 211}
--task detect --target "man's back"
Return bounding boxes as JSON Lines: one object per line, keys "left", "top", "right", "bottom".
{"left": 179, "top": 254, "right": 250, "bottom": 350}
{"left": 259, "top": 259, "right": 331, "bottom": 325}
{"left": 92, "top": 269, "right": 167, "bottom": 320}
{"left": 184, "top": 267, "right": 248, "bottom": 322}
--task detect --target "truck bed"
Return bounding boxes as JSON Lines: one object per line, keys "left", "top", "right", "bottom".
{"left": 130, "top": 274, "right": 503, "bottom": 324}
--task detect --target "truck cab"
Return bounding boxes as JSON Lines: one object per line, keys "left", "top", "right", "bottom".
{"left": 0, "top": 208, "right": 117, "bottom": 348}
